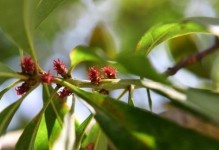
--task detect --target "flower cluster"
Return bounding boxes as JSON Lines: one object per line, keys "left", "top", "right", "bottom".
{"left": 53, "top": 59, "right": 68, "bottom": 78}
{"left": 15, "top": 56, "right": 36, "bottom": 95}
{"left": 20, "top": 56, "right": 35, "bottom": 75}
{"left": 41, "top": 59, "right": 72, "bottom": 99}
{"left": 40, "top": 71, "right": 54, "bottom": 85}
{"left": 88, "top": 66, "right": 116, "bottom": 84}
{"left": 59, "top": 87, "right": 72, "bottom": 99}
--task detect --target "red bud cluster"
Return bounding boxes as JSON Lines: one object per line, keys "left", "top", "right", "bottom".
{"left": 88, "top": 66, "right": 116, "bottom": 85}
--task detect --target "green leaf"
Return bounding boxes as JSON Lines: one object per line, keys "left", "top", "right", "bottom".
{"left": 116, "top": 54, "right": 168, "bottom": 84}
{"left": 16, "top": 111, "right": 44, "bottom": 150}
{"left": 34, "top": 0, "right": 66, "bottom": 27}
{"left": 0, "top": 62, "right": 27, "bottom": 84}
{"left": 94, "top": 127, "right": 108, "bottom": 150}
{"left": 70, "top": 46, "right": 102, "bottom": 70}
{"left": 0, "top": 80, "right": 20, "bottom": 100}
{"left": 0, "top": 0, "right": 35, "bottom": 55}
{"left": 81, "top": 123, "right": 99, "bottom": 149}
{"left": 42, "top": 85, "right": 69, "bottom": 146}
{"left": 0, "top": 98, "right": 23, "bottom": 136}
{"left": 34, "top": 115, "right": 50, "bottom": 150}
{"left": 89, "top": 23, "right": 117, "bottom": 58}
{"left": 75, "top": 114, "right": 93, "bottom": 150}
{"left": 183, "top": 88, "right": 219, "bottom": 124}
{"left": 136, "top": 18, "right": 211, "bottom": 55}
{"left": 81, "top": 123, "right": 108, "bottom": 150}
{"left": 62, "top": 81, "right": 219, "bottom": 150}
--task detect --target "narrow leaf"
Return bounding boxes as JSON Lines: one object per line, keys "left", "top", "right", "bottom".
{"left": 42, "top": 85, "right": 69, "bottom": 146}
{"left": 34, "top": 115, "right": 49, "bottom": 150}
{"left": 0, "top": 98, "right": 23, "bottom": 136}
{"left": 53, "top": 113, "right": 75, "bottom": 150}
{"left": 16, "top": 111, "right": 44, "bottom": 150}
{"left": 61, "top": 81, "right": 219, "bottom": 150}
{"left": 75, "top": 114, "right": 93, "bottom": 150}
{"left": 135, "top": 18, "right": 215, "bottom": 55}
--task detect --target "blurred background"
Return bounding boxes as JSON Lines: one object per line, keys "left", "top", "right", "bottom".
{"left": 1, "top": 0, "right": 219, "bottom": 132}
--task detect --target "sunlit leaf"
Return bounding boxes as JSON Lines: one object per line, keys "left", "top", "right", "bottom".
{"left": 53, "top": 113, "right": 75, "bottom": 150}
{"left": 75, "top": 114, "right": 93, "bottom": 150}
{"left": 34, "top": 0, "right": 67, "bottom": 27}
{"left": 34, "top": 115, "right": 49, "bottom": 150}
{"left": 61, "top": 81, "right": 219, "bottom": 150}
{"left": 135, "top": 17, "right": 219, "bottom": 55}
{"left": 70, "top": 46, "right": 102, "bottom": 70}
{"left": 15, "top": 111, "right": 44, "bottom": 150}
{"left": 0, "top": 98, "right": 23, "bottom": 136}
{"left": 42, "top": 85, "right": 69, "bottom": 146}
{"left": 81, "top": 123, "right": 108, "bottom": 150}
{"left": 81, "top": 123, "right": 99, "bottom": 149}
{"left": 0, "top": 0, "right": 35, "bottom": 55}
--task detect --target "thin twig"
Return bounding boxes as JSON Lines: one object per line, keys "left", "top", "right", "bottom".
{"left": 165, "top": 37, "right": 219, "bottom": 76}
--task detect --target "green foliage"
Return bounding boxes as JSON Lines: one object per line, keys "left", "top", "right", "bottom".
{"left": 1, "top": 1, "right": 219, "bottom": 150}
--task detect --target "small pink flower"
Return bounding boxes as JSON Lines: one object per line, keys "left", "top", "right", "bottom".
{"left": 59, "top": 87, "right": 72, "bottom": 99}
{"left": 15, "top": 82, "right": 31, "bottom": 95}
{"left": 20, "top": 56, "right": 35, "bottom": 75}
{"left": 88, "top": 67, "right": 101, "bottom": 85}
{"left": 40, "top": 71, "right": 54, "bottom": 85}
{"left": 101, "top": 66, "right": 116, "bottom": 79}
{"left": 53, "top": 59, "right": 68, "bottom": 77}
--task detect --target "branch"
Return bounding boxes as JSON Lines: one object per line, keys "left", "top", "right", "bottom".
{"left": 165, "top": 37, "right": 219, "bottom": 76}
{"left": 54, "top": 78, "right": 186, "bottom": 102}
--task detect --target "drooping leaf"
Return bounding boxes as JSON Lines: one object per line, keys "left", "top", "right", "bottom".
{"left": 42, "top": 85, "right": 69, "bottom": 146}
{"left": 0, "top": 62, "right": 27, "bottom": 84}
{"left": 0, "top": 98, "right": 23, "bottom": 136}
{"left": 135, "top": 17, "right": 219, "bottom": 55}
{"left": 93, "top": 127, "right": 108, "bottom": 150}
{"left": 0, "top": 0, "right": 35, "bottom": 55}
{"left": 34, "top": 115, "right": 50, "bottom": 150}
{"left": 52, "top": 113, "right": 75, "bottom": 150}
{"left": 70, "top": 46, "right": 103, "bottom": 70}
{"left": 16, "top": 111, "right": 44, "bottom": 150}
{"left": 81, "top": 123, "right": 108, "bottom": 150}
{"left": 34, "top": 0, "right": 67, "bottom": 27}
{"left": 75, "top": 114, "right": 93, "bottom": 150}
{"left": 61, "top": 81, "right": 219, "bottom": 150}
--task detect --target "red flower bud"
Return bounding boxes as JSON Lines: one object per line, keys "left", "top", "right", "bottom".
{"left": 101, "top": 66, "right": 116, "bottom": 79}
{"left": 53, "top": 59, "right": 68, "bottom": 77}
{"left": 15, "top": 82, "right": 31, "bottom": 95}
{"left": 59, "top": 87, "right": 72, "bottom": 99}
{"left": 88, "top": 67, "right": 101, "bottom": 85}
{"left": 20, "top": 56, "right": 35, "bottom": 75}
{"left": 40, "top": 71, "right": 54, "bottom": 85}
